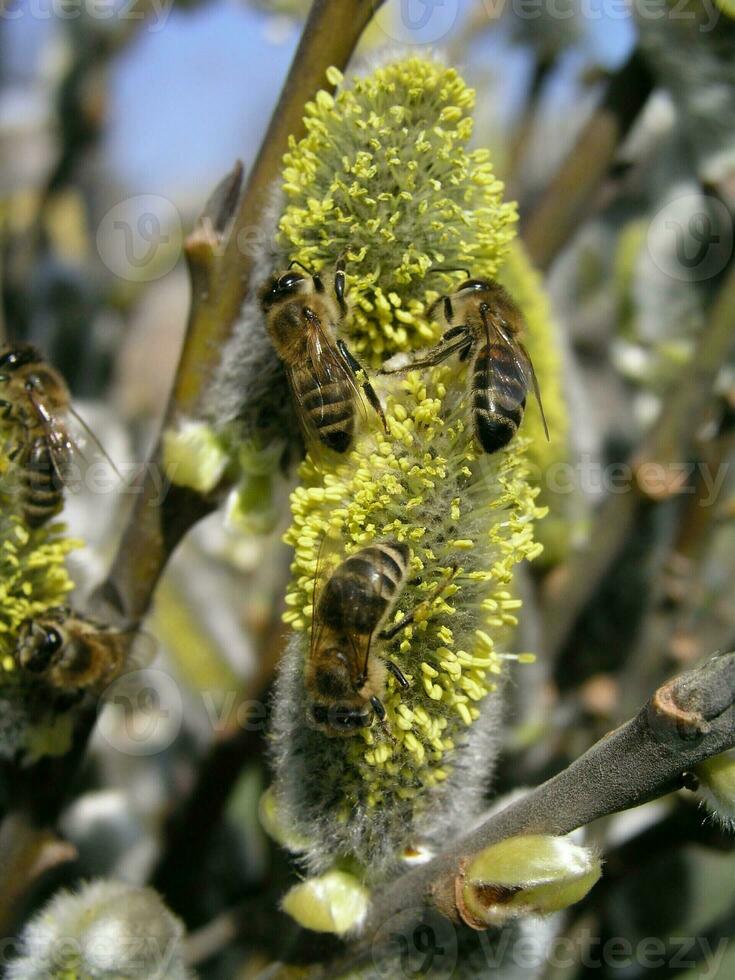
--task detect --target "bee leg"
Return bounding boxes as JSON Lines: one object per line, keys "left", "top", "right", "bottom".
{"left": 334, "top": 257, "right": 347, "bottom": 316}
{"left": 0, "top": 398, "right": 15, "bottom": 421}
{"left": 370, "top": 695, "right": 386, "bottom": 721}
{"left": 380, "top": 564, "right": 459, "bottom": 641}
{"left": 384, "top": 660, "right": 410, "bottom": 689}
{"left": 337, "top": 339, "right": 389, "bottom": 433}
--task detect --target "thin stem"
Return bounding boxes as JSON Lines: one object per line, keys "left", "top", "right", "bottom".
{"left": 521, "top": 49, "right": 653, "bottom": 271}
{"left": 289, "top": 652, "right": 735, "bottom": 978}
{"left": 541, "top": 257, "right": 735, "bottom": 662}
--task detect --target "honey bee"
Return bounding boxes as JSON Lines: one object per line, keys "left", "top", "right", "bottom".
{"left": 306, "top": 540, "right": 456, "bottom": 736}
{"left": 0, "top": 344, "right": 115, "bottom": 527}
{"left": 259, "top": 259, "right": 387, "bottom": 455}
{"left": 382, "top": 276, "right": 549, "bottom": 453}
{"left": 15, "top": 607, "right": 149, "bottom": 696}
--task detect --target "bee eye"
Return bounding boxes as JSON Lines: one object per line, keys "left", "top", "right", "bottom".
{"left": 278, "top": 272, "right": 304, "bottom": 290}
{"left": 41, "top": 628, "right": 63, "bottom": 657}
{"left": 458, "top": 278, "right": 485, "bottom": 293}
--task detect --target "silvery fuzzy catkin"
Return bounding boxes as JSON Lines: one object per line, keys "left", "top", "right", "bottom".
{"left": 266, "top": 58, "right": 548, "bottom": 883}
{"left": 7, "top": 880, "right": 194, "bottom": 980}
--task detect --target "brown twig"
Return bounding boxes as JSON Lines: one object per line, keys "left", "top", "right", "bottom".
{"left": 521, "top": 49, "right": 653, "bottom": 271}
{"left": 0, "top": 815, "right": 77, "bottom": 938}
{"left": 278, "top": 652, "right": 735, "bottom": 978}
{"left": 541, "top": 257, "right": 735, "bottom": 662}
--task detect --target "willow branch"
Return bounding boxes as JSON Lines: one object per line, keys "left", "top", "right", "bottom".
{"left": 541, "top": 257, "right": 735, "bottom": 662}
{"left": 0, "top": 815, "right": 77, "bottom": 938}
{"left": 92, "top": 0, "right": 386, "bottom": 622}
{"left": 307, "top": 652, "right": 735, "bottom": 980}
{"left": 521, "top": 49, "right": 653, "bottom": 270}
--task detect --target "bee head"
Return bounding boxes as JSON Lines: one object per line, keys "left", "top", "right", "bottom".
{"left": 307, "top": 651, "right": 375, "bottom": 735}
{"left": 17, "top": 620, "right": 65, "bottom": 674}
{"left": 0, "top": 345, "right": 43, "bottom": 378}
{"left": 309, "top": 701, "right": 373, "bottom": 734}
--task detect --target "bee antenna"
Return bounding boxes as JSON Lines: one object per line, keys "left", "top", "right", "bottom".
{"left": 427, "top": 265, "right": 471, "bottom": 278}
{"left": 68, "top": 405, "right": 122, "bottom": 480}
{"left": 288, "top": 258, "right": 314, "bottom": 276}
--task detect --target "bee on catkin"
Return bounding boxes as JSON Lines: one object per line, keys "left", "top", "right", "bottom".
{"left": 382, "top": 277, "right": 549, "bottom": 453}
{"left": 0, "top": 344, "right": 117, "bottom": 527}
{"left": 260, "top": 259, "right": 387, "bottom": 455}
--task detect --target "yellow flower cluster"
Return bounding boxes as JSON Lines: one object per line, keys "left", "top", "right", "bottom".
{"left": 283, "top": 366, "right": 543, "bottom": 809}
{"left": 0, "top": 515, "right": 79, "bottom": 671}
{"left": 279, "top": 59, "right": 516, "bottom": 362}
{"left": 499, "top": 240, "right": 574, "bottom": 562}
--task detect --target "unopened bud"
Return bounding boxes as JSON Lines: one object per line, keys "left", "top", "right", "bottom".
{"left": 281, "top": 870, "right": 370, "bottom": 935}
{"left": 162, "top": 420, "right": 228, "bottom": 494}
{"left": 461, "top": 834, "right": 601, "bottom": 927}
{"left": 258, "top": 787, "right": 310, "bottom": 852}
{"left": 694, "top": 750, "right": 735, "bottom": 828}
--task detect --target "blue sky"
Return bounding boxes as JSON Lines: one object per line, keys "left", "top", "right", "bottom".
{"left": 3, "top": 0, "right": 636, "bottom": 205}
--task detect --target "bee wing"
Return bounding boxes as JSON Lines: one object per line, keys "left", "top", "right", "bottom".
{"left": 308, "top": 530, "right": 344, "bottom": 662}
{"left": 26, "top": 390, "right": 122, "bottom": 482}
{"left": 67, "top": 405, "right": 122, "bottom": 479}
{"left": 306, "top": 318, "right": 369, "bottom": 424}
{"left": 347, "top": 627, "right": 372, "bottom": 689}
{"left": 515, "top": 341, "right": 549, "bottom": 442}
{"left": 25, "top": 388, "right": 74, "bottom": 482}
{"left": 491, "top": 318, "right": 550, "bottom": 442}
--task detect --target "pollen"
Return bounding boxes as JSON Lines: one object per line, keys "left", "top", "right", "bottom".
{"left": 279, "top": 58, "right": 517, "bottom": 365}
{"left": 283, "top": 362, "right": 545, "bottom": 810}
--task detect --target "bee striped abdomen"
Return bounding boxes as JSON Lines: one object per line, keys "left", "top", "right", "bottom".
{"left": 319, "top": 541, "right": 409, "bottom": 635}
{"left": 472, "top": 343, "right": 527, "bottom": 453}
{"left": 20, "top": 437, "right": 64, "bottom": 527}
{"left": 292, "top": 368, "right": 355, "bottom": 454}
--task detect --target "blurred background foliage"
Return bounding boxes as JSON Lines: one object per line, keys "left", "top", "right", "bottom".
{"left": 1, "top": 0, "right": 735, "bottom": 977}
